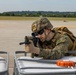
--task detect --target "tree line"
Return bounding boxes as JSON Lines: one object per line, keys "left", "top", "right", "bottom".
{"left": 0, "top": 11, "right": 76, "bottom": 18}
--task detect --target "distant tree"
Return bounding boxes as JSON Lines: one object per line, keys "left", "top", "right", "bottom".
{"left": 0, "top": 11, "right": 76, "bottom": 17}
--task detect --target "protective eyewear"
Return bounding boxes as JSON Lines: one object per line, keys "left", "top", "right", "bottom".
{"left": 32, "top": 29, "right": 44, "bottom": 37}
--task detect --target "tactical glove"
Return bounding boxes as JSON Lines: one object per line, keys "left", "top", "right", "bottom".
{"left": 25, "top": 40, "right": 40, "bottom": 54}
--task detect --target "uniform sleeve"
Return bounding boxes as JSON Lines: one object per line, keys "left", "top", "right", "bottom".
{"left": 39, "top": 35, "right": 70, "bottom": 59}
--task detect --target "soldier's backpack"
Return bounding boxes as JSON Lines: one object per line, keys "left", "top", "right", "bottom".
{"left": 53, "top": 26, "right": 76, "bottom": 50}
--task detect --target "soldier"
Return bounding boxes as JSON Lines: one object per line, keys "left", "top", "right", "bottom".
{"left": 25, "top": 17, "right": 74, "bottom": 59}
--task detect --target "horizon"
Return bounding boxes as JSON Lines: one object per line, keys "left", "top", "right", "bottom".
{"left": 0, "top": 0, "right": 76, "bottom": 13}
{"left": 1, "top": 10, "right": 76, "bottom": 13}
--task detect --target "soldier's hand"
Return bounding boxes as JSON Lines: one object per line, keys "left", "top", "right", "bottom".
{"left": 25, "top": 40, "right": 40, "bottom": 54}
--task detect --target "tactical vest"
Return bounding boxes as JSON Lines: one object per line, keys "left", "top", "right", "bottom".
{"left": 53, "top": 26, "right": 76, "bottom": 50}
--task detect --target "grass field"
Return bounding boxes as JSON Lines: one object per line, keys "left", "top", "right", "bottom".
{"left": 0, "top": 16, "right": 76, "bottom": 21}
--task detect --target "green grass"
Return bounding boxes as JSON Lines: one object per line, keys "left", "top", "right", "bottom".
{"left": 0, "top": 16, "right": 39, "bottom": 20}
{"left": 48, "top": 17, "right": 76, "bottom": 21}
{"left": 0, "top": 16, "right": 76, "bottom": 21}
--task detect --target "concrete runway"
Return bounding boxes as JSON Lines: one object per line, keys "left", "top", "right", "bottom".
{"left": 0, "top": 20, "right": 76, "bottom": 75}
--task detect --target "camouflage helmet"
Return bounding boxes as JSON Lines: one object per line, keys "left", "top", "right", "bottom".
{"left": 31, "top": 18, "right": 53, "bottom": 32}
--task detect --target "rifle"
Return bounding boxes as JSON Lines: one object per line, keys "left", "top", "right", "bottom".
{"left": 19, "top": 35, "right": 40, "bottom": 58}
{"left": 19, "top": 36, "right": 31, "bottom": 45}
{"left": 19, "top": 31, "right": 40, "bottom": 46}
{"left": 19, "top": 36, "right": 39, "bottom": 47}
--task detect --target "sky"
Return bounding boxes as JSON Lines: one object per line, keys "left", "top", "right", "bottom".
{"left": 0, "top": 0, "right": 76, "bottom": 13}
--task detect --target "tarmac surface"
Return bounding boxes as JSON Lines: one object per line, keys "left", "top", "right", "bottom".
{"left": 0, "top": 20, "right": 76, "bottom": 75}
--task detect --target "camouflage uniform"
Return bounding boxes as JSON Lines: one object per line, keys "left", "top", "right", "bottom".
{"left": 38, "top": 31, "right": 73, "bottom": 59}
{"left": 31, "top": 17, "right": 74, "bottom": 59}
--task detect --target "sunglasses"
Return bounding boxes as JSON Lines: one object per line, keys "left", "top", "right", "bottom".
{"left": 32, "top": 29, "right": 44, "bottom": 37}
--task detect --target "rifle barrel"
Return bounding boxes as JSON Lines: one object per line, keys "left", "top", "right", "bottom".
{"left": 19, "top": 42, "right": 25, "bottom": 45}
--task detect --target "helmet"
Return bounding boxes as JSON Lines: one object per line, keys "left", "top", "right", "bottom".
{"left": 31, "top": 18, "right": 53, "bottom": 33}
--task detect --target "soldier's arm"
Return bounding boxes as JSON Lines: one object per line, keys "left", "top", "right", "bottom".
{"left": 39, "top": 35, "right": 72, "bottom": 59}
